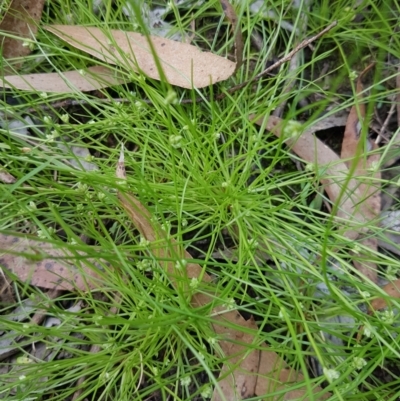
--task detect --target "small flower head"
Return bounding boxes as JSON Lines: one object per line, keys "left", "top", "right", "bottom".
{"left": 223, "top": 298, "right": 236, "bottom": 310}
{"left": 248, "top": 238, "right": 259, "bottom": 249}
{"left": 282, "top": 120, "right": 302, "bottom": 139}
{"left": 175, "top": 259, "right": 187, "bottom": 270}
{"left": 352, "top": 357, "right": 367, "bottom": 370}
{"left": 305, "top": 163, "right": 314, "bottom": 172}
{"left": 139, "top": 236, "right": 150, "bottom": 247}
{"left": 99, "top": 371, "right": 110, "bottom": 382}
{"left": 367, "top": 160, "right": 379, "bottom": 173}
{"left": 40, "top": 92, "right": 48, "bottom": 99}
{"left": 363, "top": 322, "right": 375, "bottom": 338}
{"left": 164, "top": 90, "right": 178, "bottom": 105}
{"left": 137, "top": 259, "right": 152, "bottom": 272}
{"left": 16, "top": 357, "right": 33, "bottom": 364}
{"left": 380, "top": 310, "right": 395, "bottom": 325}
{"left": 201, "top": 386, "right": 212, "bottom": 398}
{"left": 22, "top": 40, "right": 35, "bottom": 51}
{"left": 43, "top": 115, "right": 52, "bottom": 124}
{"left": 221, "top": 181, "right": 230, "bottom": 188}
{"left": 190, "top": 277, "right": 199, "bottom": 289}
{"left": 323, "top": 367, "right": 340, "bottom": 383}
{"left": 28, "top": 201, "right": 37, "bottom": 211}
{"left": 349, "top": 70, "right": 358, "bottom": 80}
{"left": 76, "top": 183, "right": 88, "bottom": 192}
{"left": 208, "top": 337, "right": 217, "bottom": 346}
{"left": 60, "top": 113, "right": 69, "bottom": 123}
{"left": 180, "top": 376, "right": 191, "bottom": 386}
{"left": 169, "top": 135, "right": 183, "bottom": 148}
{"left": 181, "top": 218, "right": 188, "bottom": 228}
{"left": 352, "top": 244, "right": 362, "bottom": 255}
{"left": 213, "top": 132, "right": 221, "bottom": 140}
{"left": 161, "top": 221, "right": 171, "bottom": 231}
{"left": 78, "top": 69, "right": 87, "bottom": 76}
{"left": 386, "top": 265, "right": 397, "bottom": 281}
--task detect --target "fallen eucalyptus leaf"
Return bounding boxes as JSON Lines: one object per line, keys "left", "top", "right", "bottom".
{"left": 45, "top": 25, "right": 236, "bottom": 89}
{"left": 0, "top": 234, "right": 105, "bottom": 291}
{"left": 1, "top": 65, "right": 126, "bottom": 93}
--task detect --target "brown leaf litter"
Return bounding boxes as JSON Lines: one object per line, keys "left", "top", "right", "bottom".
{"left": 0, "top": 234, "right": 105, "bottom": 291}
{"left": 340, "top": 64, "right": 380, "bottom": 283}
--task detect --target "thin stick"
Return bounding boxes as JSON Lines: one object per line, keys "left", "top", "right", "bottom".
{"left": 217, "top": 20, "right": 337, "bottom": 100}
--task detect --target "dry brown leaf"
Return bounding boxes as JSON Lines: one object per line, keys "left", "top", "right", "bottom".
{"left": 1, "top": 65, "right": 127, "bottom": 93}
{"left": 0, "top": 0, "right": 45, "bottom": 72}
{"left": 252, "top": 115, "right": 369, "bottom": 241}
{"left": 370, "top": 279, "right": 400, "bottom": 311}
{"left": 116, "top": 147, "right": 327, "bottom": 400}
{"left": 211, "top": 316, "right": 259, "bottom": 400}
{"left": 256, "top": 354, "right": 330, "bottom": 400}
{"left": 340, "top": 65, "right": 380, "bottom": 283}
{"left": 253, "top": 112, "right": 380, "bottom": 283}
{"left": 0, "top": 289, "right": 61, "bottom": 362}
{"left": 0, "top": 271, "right": 15, "bottom": 305}
{"left": 45, "top": 25, "right": 236, "bottom": 89}
{"left": 0, "top": 234, "right": 105, "bottom": 291}
{"left": 220, "top": 0, "right": 243, "bottom": 71}
{"left": 0, "top": 169, "right": 16, "bottom": 183}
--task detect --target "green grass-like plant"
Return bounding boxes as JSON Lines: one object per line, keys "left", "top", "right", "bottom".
{"left": 1, "top": 1, "right": 400, "bottom": 400}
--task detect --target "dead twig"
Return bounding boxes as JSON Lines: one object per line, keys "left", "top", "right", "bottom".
{"left": 218, "top": 21, "right": 337, "bottom": 100}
